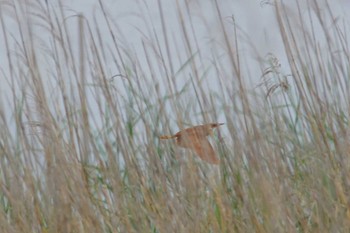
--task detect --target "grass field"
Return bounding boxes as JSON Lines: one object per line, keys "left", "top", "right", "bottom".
{"left": 1, "top": 0, "right": 350, "bottom": 232}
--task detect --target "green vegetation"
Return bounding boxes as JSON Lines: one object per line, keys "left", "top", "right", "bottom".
{"left": 0, "top": 0, "right": 349, "bottom": 232}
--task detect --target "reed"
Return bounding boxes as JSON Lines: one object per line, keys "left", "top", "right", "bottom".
{"left": 0, "top": 0, "right": 349, "bottom": 232}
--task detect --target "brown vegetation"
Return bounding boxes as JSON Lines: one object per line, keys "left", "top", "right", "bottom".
{"left": 0, "top": 0, "right": 350, "bottom": 232}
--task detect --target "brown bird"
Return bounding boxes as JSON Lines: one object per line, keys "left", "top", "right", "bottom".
{"left": 160, "top": 123, "right": 224, "bottom": 164}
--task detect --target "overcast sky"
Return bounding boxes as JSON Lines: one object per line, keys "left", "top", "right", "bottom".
{"left": 1, "top": 0, "right": 349, "bottom": 129}
{"left": 2, "top": 0, "right": 349, "bottom": 83}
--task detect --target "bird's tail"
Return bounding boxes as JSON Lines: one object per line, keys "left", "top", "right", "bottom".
{"left": 159, "top": 135, "right": 176, "bottom": 140}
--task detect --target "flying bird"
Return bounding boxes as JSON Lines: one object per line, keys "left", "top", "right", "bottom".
{"left": 159, "top": 123, "right": 224, "bottom": 164}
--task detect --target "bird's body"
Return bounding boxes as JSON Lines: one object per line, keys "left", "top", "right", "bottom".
{"left": 160, "top": 123, "right": 223, "bottom": 164}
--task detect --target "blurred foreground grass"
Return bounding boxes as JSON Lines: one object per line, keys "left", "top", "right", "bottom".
{"left": 1, "top": 0, "right": 350, "bottom": 232}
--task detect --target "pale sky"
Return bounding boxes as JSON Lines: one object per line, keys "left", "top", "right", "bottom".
{"left": 1, "top": 0, "right": 349, "bottom": 129}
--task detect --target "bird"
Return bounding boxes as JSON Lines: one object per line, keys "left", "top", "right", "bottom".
{"left": 159, "top": 123, "right": 224, "bottom": 164}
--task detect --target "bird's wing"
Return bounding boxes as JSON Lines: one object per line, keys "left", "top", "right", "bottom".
{"left": 188, "top": 137, "right": 220, "bottom": 164}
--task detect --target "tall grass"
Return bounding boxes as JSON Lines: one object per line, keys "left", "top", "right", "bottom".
{"left": 0, "top": 0, "right": 350, "bottom": 232}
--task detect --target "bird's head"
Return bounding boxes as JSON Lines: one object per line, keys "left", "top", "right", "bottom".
{"left": 207, "top": 123, "right": 224, "bottom": 135}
